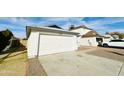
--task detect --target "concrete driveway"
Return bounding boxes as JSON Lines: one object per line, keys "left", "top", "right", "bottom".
{"left": 38, "top": 47, "right": 124, "bottom": 76}
{"left": 86, "top": 47, "right": 124, "bottom": 62}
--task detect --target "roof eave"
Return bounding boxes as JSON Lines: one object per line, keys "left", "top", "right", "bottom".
{"left": 26, "top": 26, "right": 79, "bottom": 38}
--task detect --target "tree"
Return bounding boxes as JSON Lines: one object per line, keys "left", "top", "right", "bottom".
{"left": 119, "top": 33, "right": 124, "bottom": 39}
{"left": 0, "top": 29, "right": 14, "bottom": 52}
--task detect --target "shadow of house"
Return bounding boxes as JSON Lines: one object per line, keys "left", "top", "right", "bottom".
{"left": 105, "top": 49, "right": 124, "bottom": 56}
{"left": 0, "top": 42, "right": 27, "bottom": 63}
{"left": 0, "top": 50, "right": 27, "bottom": 63}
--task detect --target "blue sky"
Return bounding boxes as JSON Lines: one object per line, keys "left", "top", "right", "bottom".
{"left": 0, "top": 17, "right": 124, "bottom": 38}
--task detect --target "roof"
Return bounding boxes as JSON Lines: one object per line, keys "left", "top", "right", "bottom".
{"left": 69, "top": 25, "right": 93, "bottom": 31}
{"left": 108, "top": 32, "right": 120, "bottom": 35}
{"left": 81, "top": 31, "right": 103, "bottom": 38}
{"left": 47, "top": 25, "right": 62, "bottom": 29}
{"left": 26, "top": 26, "right": 79, "bottom": 38}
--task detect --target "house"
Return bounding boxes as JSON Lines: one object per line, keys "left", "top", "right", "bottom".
{"left": 26, "top": 25, "right": 79, "bottom": 58}
{"left": 103, "top": 34, "right": 114, "bottom": 42}
{"left": 69, "top": 25, "right": 93, "bottom": 35}
{"left": 69, "top": 25, "right": 103, "bottom": 46}
{"left": 102, "top": 32, "right": 121, "bottom": 42}
{"left": 104, "top": 32, "right": 120, "bottom": 39}
{"left": 108, "top": 32, "right": 120, "bottom": 39}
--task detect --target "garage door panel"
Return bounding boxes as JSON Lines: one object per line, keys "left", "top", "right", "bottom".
{"left": 39, "top": 35, "right": 77, "bottom": 56}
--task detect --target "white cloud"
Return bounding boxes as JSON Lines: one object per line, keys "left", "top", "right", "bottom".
{"left": 44, "top": 17, "right": 70, "bottom": 21}
{"left": 104, "top": 28, "right": 124, "bottom": 33}
{"left": 0, "top": 24, "right": 13, "bottom": 30}
{"left": 41, "top": 17, "right": 85, "bottom": 29}
{"left": 0, "top": 17, "right": 124, "bottom": 38}
{"left": 82, "top": 17, "right": 124, "bottom": 34}
{"left": 13, "top": 30, "right": 26, "bottom": 38}
{"left": 0, "top": 17, "right": 35, "bottom": 27}
{"left": 86, "top": 17, "right": 124, "bottom": 27}
{"left": 60, "top": 22, "right": 72, "bottom": 30}
{"left": 44, "top": 17, "right": 84, "bottom": 22}
{"left": 10, "top": 18, "right": 35, "bottom": 26}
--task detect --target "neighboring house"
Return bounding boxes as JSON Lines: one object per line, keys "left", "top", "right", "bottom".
{"left": 26, "top": 25, "right": 79, "bottom": 58}
{"left": 105, "top": 32, "right": 120, "bottom": 39}
{"left": 103, "top": 34, "right": 113, "bottom": 42}
{"left": 103, "top": 32, "right": 120, "bottom": 42}
{"left": 69, "top": 25, "right": 93, "bottom": 35}
{"left": 108, "top": 32, "right": 120, "bottom": 39}
{"left": 81, "top": 31, "right": 104, "bottom": 46}
{"left": 69, "top": 25, "right": 103, "bottom": 46}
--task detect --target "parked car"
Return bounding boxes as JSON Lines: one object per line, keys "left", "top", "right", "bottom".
{"left": 102, "top": 39, "right": 124, "bottom": 48}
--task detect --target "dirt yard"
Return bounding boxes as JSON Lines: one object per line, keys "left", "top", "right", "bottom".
{"left": 0, "top": 40, "right": 28, "bottom": 76}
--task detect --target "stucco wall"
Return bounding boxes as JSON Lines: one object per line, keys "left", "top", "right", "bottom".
{"left": 79, "top": 37, "right": 98, "bottom": 46}
{"left": 71, "top": 28, "right": 91, "bottom": 35}
{"left": 27, "top": 32, "right": 39, "bottom": 58}
{"left": 27, "top": 31, "right": 78, "bottom": 58}
{"left": 103, "top": 38, "right": 111, "bottom": 42}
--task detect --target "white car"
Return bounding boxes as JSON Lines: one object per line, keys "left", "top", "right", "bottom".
{"left": 102, "top": 39, "right": 124, "bottom": 48}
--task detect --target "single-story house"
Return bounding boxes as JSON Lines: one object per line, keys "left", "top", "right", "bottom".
{"left": 26, "top": 26, "right": 79, "bottom": 58}
{"left": 69, "top": 25, "right": 103, "bottom": 46}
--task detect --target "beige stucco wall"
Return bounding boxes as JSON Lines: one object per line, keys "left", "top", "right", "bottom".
{"left": 79, "top": 37, "right": 98, "bottom": 46}
{"left": 27, "top": 32, "right": 39, "bottom": 58}
{"left": 71, "top": 28, "right": 91, "bottom": 35}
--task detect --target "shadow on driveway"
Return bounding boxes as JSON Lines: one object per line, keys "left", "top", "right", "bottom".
{"left": 105, "top": 50, "right": 124, "bottom": 56}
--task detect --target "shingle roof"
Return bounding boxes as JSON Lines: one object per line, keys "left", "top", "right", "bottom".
{"left": 108, "top": 32, "right": 120, "bottom": 35}
{"left": 47, "top": 25, "right": 62, "bottom": 29}
{"left": 69, "top": 25, "right": 93, "bottom": 31}
{"left": 82, "top": 31, "right": 102, "bottom": 37}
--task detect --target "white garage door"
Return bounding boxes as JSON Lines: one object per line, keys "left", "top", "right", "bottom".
{"left": 38, "top": 35, "right": 77, "bottom": 56}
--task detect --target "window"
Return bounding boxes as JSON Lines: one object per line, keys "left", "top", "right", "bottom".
{"left": 110, "top": 40, "right": 124, "bottom": 42}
